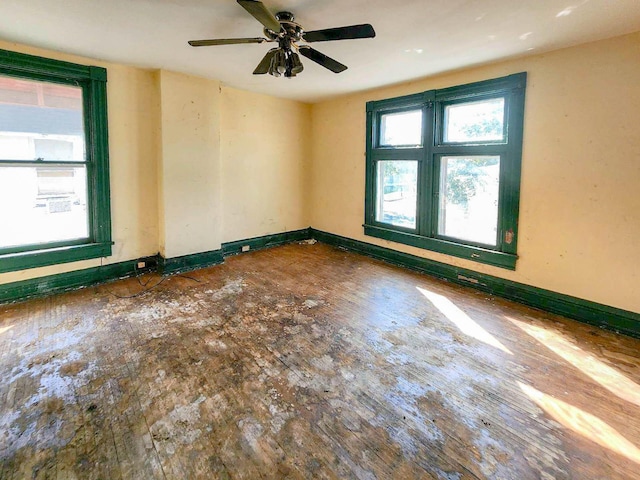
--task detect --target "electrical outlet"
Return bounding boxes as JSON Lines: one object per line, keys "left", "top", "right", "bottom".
{"left": 241, "top": 245, "right": 250, "bottom": 252}
{"left": 137, "top": 261, "right": 146, "bottom": 269}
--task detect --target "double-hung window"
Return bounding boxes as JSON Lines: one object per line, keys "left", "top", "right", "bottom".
{"left": 0, "top": 49, "right": 111, "bottom": 274}
{"left": 365, "top": 73, "right": 526, "bottom": 269}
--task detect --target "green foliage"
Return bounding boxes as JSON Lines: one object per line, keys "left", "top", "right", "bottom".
{"left": 443, "top": 157, "right": 498, "bottom": 209}
{"left": 382, "top": 161, "right": 416, "bottom": 195}
{"left": 383, "top": 161, "right": 401, "bottom": 177}
{"left": 446, "top": 110, "right": 502, "bottom": 208}
{"left": 460, "top": 117, "right": 502, "bottom": 139}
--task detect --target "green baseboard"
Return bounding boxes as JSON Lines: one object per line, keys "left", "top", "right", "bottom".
{"left": 152, "top": 228, "right": 313, "bottom": 276}
{"left": 159, "top": 250, "right": 224, "bottom": 276}
{"left": 0, "top": 227, "right": 313, "bottom": 303}
{"left": 2, "top": 228, "right": 638, "bottom": 340}
{"left": 309, "top": 228, "right": 640, "bottom": 339}
{"left": 222, "top": 228, "right": 312, "bottom": 256}
{"left": 0, "top": 256, "right": 156, "bottom": 305}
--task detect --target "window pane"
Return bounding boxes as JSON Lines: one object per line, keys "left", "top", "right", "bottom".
{"left": 0, "top": 165, "right": 89, "bottom": 248}
{"left": 376, "top": 161, "right": 418, "bottom": 229}
{"left": 438, "top": 156, "right": 499, "bottom": 245}
{"left": 380, "top": 110, "right": 422, "bottom": 147}
{"left": 443, "top": 98, "right": 504, "bottom": 143}
{"left": 0, "top": 75, "right": 85, "bottom": 161}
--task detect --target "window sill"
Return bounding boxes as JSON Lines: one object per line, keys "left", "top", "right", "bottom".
{"left": 0, "top": 242, "right": 113, "bottom": 274}
{"left": 363, "top": 224, "right": 516, "bottom": 270}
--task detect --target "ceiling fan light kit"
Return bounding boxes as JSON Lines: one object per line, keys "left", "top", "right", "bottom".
{"left": 188, "top": 0, "right": 376, "bottom": 78}
{"left": 265, "top": 48, "right": 303, "bottom": 78}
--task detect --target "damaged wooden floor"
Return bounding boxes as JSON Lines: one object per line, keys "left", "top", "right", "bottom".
{"left": 1, "top": 242, "right": 640, "bottom": 479}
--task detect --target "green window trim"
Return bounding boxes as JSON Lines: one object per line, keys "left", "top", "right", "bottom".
{"left": 0, "top": 242, "right": 113, "bottom": 274}
{"left": 364, "top": 73, "right": 526, "bottom": 270}
{"left": 0, "top": 49, "right": 112, "bottom": 274}
{"left": 363, "top": 225, "right": 517, "bottom": 270}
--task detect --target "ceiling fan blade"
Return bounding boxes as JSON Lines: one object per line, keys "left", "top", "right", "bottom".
{"left": 303, "top": 24, "right": 376, "bottom": 43}
{"left": 298, "top": 46, "right": 347, "bottom": 73}
{"left": 253, "top": 49, "right": 278, "bottom": 74}
{"left": 189, "top": 37, "right": 266, "bottom": 47}
{"left": 237, "top": 0, "right": 282, "bottom": 33}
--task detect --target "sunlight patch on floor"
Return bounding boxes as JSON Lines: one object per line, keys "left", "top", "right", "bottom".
{"left": 507, "top": 316, "right": 640, "bottom": 408}
{"left": 0, "top": 325, "right": 13, "bottom": 335}
{"left": 417, "top": 287, "right": 512, "bottom": 354}
{"left": 519, "top": 382, "right": 640, "bottom": 464}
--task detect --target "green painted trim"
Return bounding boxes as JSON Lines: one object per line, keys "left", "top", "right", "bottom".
{"left": 89, "top": 66, "right": 108, "bottom": 82}
{"left": 0, "top": 242, "right": 112, "bottom": 274}
{"left": 310, "top": 229, "right": 640, "bottom": 339}
{"left": 161, "top": 228, "right": 314, "bottom": 275}
{"left": 4, "top": 226, "right": 637, "bottom": 339}
{"left": 0, "top": 48, "right": 112, "bottom": 274}
{"left": 222, "top": 228, "right": 312, "bottom": 256}
{"left": 364, "top": 73, "right": 526, "bottom": 269}
{"left": 159, "top": 250, "right": 224, "bottom": 276}
{"left": 435, "top": 72, "right": 527, "bottom": 102}
{"left": 88, "top": 71, "right": 112, "bottom": 246}
{"left": 0, "top": 238, "right": 90, "bottom": 256}
{"left": 0, "top": 48, "right": 106, "bottom": 81}
{"left": 0, "top": 256, "right": 156, "bottom": 305}
{"left": 0, "top": 229, "right": 312, "bottom": 303}
{"left": 366, "top": 91, "right": 431, "bottom": 113}
{"left": 363, "top": 224, "right": 517, "bottom": 270}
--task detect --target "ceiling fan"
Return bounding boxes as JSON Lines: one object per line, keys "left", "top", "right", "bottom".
{"left": 188, "top": 0, "right": 376, "bottom": 78}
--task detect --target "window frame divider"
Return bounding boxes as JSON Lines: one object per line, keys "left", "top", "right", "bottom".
{"left": 364, "top": 72, "right": 526, "bottom": 270}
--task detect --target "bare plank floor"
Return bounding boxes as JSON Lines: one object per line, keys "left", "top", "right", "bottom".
{"left": 1, "top": 242, "right": 640, "bottom": 479}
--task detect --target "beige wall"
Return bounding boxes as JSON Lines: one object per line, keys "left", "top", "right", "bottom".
{"left": 2, "top": 33, "right": 639, "bottom": 315}
{"left": 158, "top": 71, "right": 222, "bottom": 258}
{"left": 220, "top": 87, "right": 311, "bottom": 242}
{"left": 0, "top": 41, "right": 160, "bottom": 285}
{"left": 309, "top": 32, "right": 640, "bottom": 313}
{"left": 0, "top": 41, "right": 312, "bottom": 286}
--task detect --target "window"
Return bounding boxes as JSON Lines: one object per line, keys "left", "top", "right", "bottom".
{"left": 0, "top": 49, "right": 111, "bottom": 274}
{"left": 364, "top": 73, "right": 526, "bottom": 269}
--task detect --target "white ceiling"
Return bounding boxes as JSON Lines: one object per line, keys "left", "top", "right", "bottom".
{"left": 1, "top": 0, "right": 639, "bottom": 102}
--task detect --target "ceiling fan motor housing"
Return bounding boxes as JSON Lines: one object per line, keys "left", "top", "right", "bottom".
{"left": 275, "top": 11, "right": 295, "bottom": 22}
{"left": 264, "top": 12, "right": 303, "bottom": 44}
